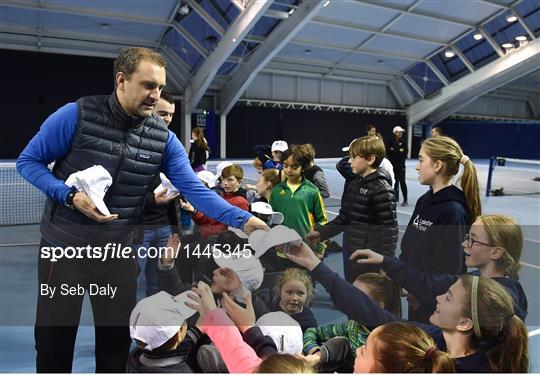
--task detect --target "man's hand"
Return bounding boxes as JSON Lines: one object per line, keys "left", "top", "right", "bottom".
{"left": 211, "top": 268, "right": 242, "bottom": 294}
{"left": 221, "top": 292, "right": 255, "bottom": 334}
{"left": 285, "top": 241, "right": 321, "bottom": 271}
{"left": 349, "top": 249, "right": 384, "bottom": 265}
{"left": 154, "top": 190, "right": 179, "bottom": 205}
{"left": 243, "top": 216, "right": 270, "bottom": 235}
{"left": 160, "top": 233, "right": 181, "bottom": 267}
{"left": 73, "top": 192, "right": 118, "bottom": 223}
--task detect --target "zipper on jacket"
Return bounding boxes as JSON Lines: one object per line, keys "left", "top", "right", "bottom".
{"left": 112, "top": 131, "right": 129, "bottom": 189}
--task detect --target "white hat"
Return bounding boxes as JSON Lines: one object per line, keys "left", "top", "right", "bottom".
{"left": 213, "top": 252, "right": 264, "bottom": 291}
{"left": 256, "top": 312, "right": 303, "bottom": 354}
{"left": 153, "top": 173, "right": 180, "bottom": 199}
{"left": 65, "top": 165, "right": 112, "bottom": 215}
{"left": 129, "top": 291, "right": 198, "bottom": 351}
{"left": 251, "top": 201, "right": 284, "bottom": 225}
{"left": 215, "top": 161, "right": 233, "bottom": 179}
{"left": 196, "top": 170, "right": 217, "bottom": 188}
{"left": 393, "top": 126, "right": 405, "bottom": 133}
{"left": 248, "top": 225, "right": 302, "bottom": 258}
{"left": 271, "top": 140, "right": 288, "bottom": 152}
{"left": 341, "top": 139, "right": 355, "bottom": 152}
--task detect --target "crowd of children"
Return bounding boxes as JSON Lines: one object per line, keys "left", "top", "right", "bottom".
{"left": 127, "top": 129, "right": 530, "bottom": 373}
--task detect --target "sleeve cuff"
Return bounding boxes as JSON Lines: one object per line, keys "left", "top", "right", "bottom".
{"left": 158, "top": 261, "right": 175, "bottom": 271}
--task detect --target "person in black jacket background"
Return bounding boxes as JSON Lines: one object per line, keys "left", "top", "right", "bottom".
{"left": 386, "top": 125, "right": 408, "bottom": 206}
{"left": 135, "top": 92, "right": 180, "bottom": 297}
{"left": 188, "top": 127, "right": 209, "bottom": 172}
{"left": 308, "top": 135, "right": 398, "bottom": 282}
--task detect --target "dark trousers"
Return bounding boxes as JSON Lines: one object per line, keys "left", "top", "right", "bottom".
{"left": 394, "top": 168, "right": 408, "bottom": 202}
{"left": 35, "top": 238, "right": 138, "bottom": 373}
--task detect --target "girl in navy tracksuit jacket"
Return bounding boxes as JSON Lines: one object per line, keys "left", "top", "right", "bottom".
{"left": 400, "top": 136, "right": 482, "bottom": 323}
{"left": 285, "top": 245, "right": 528, "bottom": 373}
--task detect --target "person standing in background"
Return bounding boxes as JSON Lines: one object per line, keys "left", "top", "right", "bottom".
{"left": 135, "top": 92, "right": 180, "bottom": 297}
{"left": 431, "top": 126, "right": 444, "bottom": 138}
{"left": 387, "top": 126, "right": 408, "bottom": 207}
{"left": 189, "top": 126, "right": 210, "bottom": 172}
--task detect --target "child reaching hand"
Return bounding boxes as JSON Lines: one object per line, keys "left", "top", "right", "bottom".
{"left": 302, "top": 272, "right": 401, "bottom": 356}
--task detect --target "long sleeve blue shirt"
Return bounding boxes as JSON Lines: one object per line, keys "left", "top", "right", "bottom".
{"left": 16, "top": 102, "right": 252, "bottom": 229}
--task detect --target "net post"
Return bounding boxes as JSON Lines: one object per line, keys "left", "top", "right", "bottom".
{"left": 486, "top": 156, "right": 496, "bottom": 197}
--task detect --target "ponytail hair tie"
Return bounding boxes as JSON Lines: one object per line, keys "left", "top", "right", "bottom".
{"left": 425, "top": 347, "right": 437, "bottom": 360}
{"left": 460, "top": 155, "right": 470, "bottom": 165}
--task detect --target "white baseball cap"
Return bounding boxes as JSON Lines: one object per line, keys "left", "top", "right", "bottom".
{"left": 196, "top": 170, "right": 217, "bottom": 188}
{"left": 393, "top": 126, "right": 405, "bottom": 133}
{"left": 129, "top": 291, "right": 198, "bottom": 351}
{"left": 256, "top": 312, "right": 303, "bottom": 354}
{"left": 213, "top": 252, "right": 264, "bottom": 291}
{"left": 215, "top": 161, "right": 233, "bottom": 180}
{"left": 271, "top": 140, "right": 288, "bottom": 152}
{"left": 341, "top": 139, "right": 355, "bottom": 152}
{"left": 65, "top": 165, "right": 112, "bottom": 215}
{"left": 248, "top": 225, "right": 302, "bottom": 258}
{"left": 251, "top": 202, "right": 284, "bottom": 225}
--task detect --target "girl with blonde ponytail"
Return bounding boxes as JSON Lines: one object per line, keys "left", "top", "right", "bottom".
{"left": 420, "top": 136, "right": 481, "bottom": 220}
{"left": 399, "top": 136, "right": 481, "bottom": 323}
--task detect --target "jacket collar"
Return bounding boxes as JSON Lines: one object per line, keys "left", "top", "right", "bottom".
{"left": 108, "top": 91, "right": 148, "bottom": 129}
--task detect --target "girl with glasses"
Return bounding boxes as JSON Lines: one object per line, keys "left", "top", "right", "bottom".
{"left": 350, "top": 214, "right": 528, "bottom": 321}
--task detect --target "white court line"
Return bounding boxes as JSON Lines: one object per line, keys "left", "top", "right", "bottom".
{"left": 528, "top": 328, "right": 540, "bottom": 337}
{"left": 521, "top": 261, "right": 540, "bottom": 270}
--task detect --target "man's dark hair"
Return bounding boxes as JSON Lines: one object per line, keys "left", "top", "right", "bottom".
{"left": 432, "top": 126, "right": 444, "bottom": 135}
{"left": 160, "top": 91, "right": 175, "bottom": 105}
{"left": 114, "top": 47, "right": 166, "bottom": 82}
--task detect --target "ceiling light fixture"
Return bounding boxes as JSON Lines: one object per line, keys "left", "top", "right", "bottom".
{"left": 515, "top": 35, "right": 527, "bottom": 41}
{"left": 506, "top": 15, "right": 518, "bottom": 23}
{"left": 473, "top": 33, "right": 483, "bottom": 40}
{"left": 323, "top": 0, "right": 330, "bottom": 7}
{"left": 179, "top": 3, "right": 190, "bottom": 15}
{"left": 502, "top": 42, "right": 514, "bottom": 49}
{"left": 444, "top": 50, "right": 455, "bottom": 58}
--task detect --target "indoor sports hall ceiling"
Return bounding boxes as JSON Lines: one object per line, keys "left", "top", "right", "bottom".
{"left": 1, "top": 0, "right": 539, "bottom": 123}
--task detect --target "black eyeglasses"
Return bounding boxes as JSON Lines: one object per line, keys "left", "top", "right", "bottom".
{"left": 464, "top": 233, "right": 492, "bottom": 248}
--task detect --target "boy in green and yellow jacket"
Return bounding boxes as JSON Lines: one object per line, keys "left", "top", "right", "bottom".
{"left": 269, "top": 144, "right": 327, "bottom": 258}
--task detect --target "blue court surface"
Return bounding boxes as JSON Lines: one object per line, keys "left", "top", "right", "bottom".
{"left": 1, "top": 159, "right": 539, "bottom": 372}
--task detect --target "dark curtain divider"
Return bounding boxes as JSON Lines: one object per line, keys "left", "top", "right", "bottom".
{"left": 436, "top": 120, "right": 540, "bottom": 159}
{"left": 205, "top": 111, "right": 218, "bottom": 160}
{"left": 1, "top": 50, "right": 114, "bottom": 159}
{"left": 226, "top": 105, "right": 405, "bottom": 158}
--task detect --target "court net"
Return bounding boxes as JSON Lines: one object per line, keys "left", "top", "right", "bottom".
{"left": 485, "top": 157, "right": 540, "bottom": 197}
{"left": 1, "top": 158, "right": 345, "bottom": 226}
